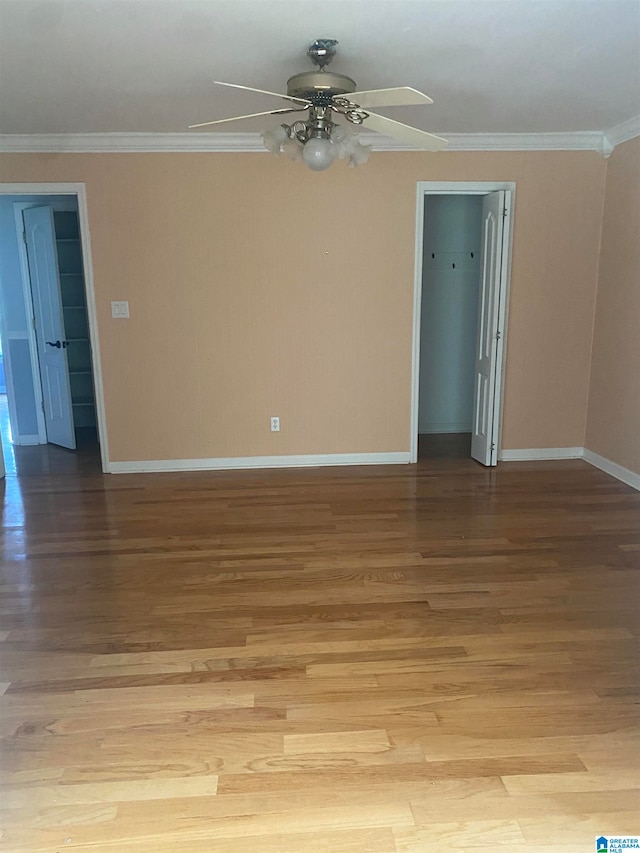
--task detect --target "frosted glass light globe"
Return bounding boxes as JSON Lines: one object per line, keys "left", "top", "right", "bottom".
{"left": 282, "top": 138, "right": 303, "bottom": 161}
{"left": 261, "top": 125, "right": 289, "bottom": 155}
{"left": 302, "top": 137, "right": 335, "bottom": 171}
{"left": 331, "top": 125, "right": 347, "bottom": 143}
{"left": 348, "top": 142, "right": 372, "bottom": 168}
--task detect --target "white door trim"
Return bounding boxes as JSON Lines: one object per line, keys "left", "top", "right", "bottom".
{"left": 410, "top": 181, "right": 516, "bottom": 464}
{"left": 0, "top": 183, "right": 109, "bottom": 472}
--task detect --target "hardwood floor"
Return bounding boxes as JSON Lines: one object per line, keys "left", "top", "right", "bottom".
{"left": 1, "top": 450, "right": 639, "bottom": 851}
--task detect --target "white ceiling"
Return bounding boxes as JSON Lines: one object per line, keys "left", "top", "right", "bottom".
{"left": 0, "top": 0, "right": 639, "bottom": 137}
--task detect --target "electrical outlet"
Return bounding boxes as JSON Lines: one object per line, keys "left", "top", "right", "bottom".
{"left": 111, "top": 300, "right": 129, "bottom": 318}
{"left": 270, "top": 416, "right": 280, "bottom": 432}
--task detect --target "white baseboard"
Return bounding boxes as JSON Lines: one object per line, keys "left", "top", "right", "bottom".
{"left": 105, "top": 447, "right": 639, "bottom": 491}
{"left": 419, "top": 424, "right": 471, "bottom": 434}
{"left": 583, "top": 449, "right": 640, "bottom": 491}
{"left": 107, "top": 451, "right": 411, "bottom": 474}
{"left": 499, "top": 446, "right": 639, "bottom": 491}
{"left": 498, "top": 447, "right": 583, "bottom": 461}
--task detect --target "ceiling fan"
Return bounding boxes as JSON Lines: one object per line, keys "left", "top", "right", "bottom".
{"left": 190, "top": 39, "right": 447, "bottom": 171}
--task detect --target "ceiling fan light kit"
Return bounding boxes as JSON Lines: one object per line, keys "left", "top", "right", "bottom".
{"left": 190, "top": 39, "right": 447, "bottom": 171}
{"left": 262, "top": 121, "right": 372, "bottom": 171}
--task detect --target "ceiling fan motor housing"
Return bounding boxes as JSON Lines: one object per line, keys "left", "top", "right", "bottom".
{"left": 286, "top": 71, "right": 356, "bottom": 104}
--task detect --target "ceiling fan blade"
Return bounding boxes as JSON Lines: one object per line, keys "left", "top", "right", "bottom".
{"left": 214, "top": 80, "right": 310, "bottom": 106}
{"left": 189, "top": 107, "right": 301, "bottom": 130}
{"left": 348, "top": 87, "right": 433, "bottom": 108}
{"left": 361, "top": 112, "right": 447, "bottom": 151}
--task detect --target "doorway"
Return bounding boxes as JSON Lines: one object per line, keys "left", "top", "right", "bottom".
{"left": 0, "top": 183, "right": 108, "bottom": 472}
{"left": 410, "top": 182, "right": 514, "bottom": 465}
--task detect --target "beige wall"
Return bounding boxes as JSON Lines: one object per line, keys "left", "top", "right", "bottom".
{"left": 0, "top": 150, "right": 605, "bottom": 463}
{"left": 586, "top": 137, "right": 640, "bottom": 475}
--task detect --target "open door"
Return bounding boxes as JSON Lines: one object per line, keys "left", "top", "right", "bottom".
{"left": 471, "top": 191, "right": 508, "bottom": 466}
{"left": 23, "top": 206, "right": 76, "bottom": 450}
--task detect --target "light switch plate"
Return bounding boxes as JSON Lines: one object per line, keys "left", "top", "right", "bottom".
{"left": 111, "top": 301, "right": 129, "bottom": 318}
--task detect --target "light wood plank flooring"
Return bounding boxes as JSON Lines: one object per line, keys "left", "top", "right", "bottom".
{"left": 1, "top": 449, "right": 639, "bottom": 851}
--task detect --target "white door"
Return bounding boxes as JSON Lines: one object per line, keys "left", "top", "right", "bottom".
{"left": 23, "top": 206, "right": 76, "bottom": 450}
{"left": 471, "top": 191, "right": 507, "bottom": 466}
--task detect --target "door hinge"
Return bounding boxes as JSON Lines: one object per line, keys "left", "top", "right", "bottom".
{"left": 491, "top": 442, "right": 496, "bottom": 451}
{"left": 41, "top": 399, "right": 45, "bottom": 413}
{"left": 496, "top": 330, "right": 502, "bottom": 341}
{"left": 502, "top": 207, "right": 508, "bottom": 217}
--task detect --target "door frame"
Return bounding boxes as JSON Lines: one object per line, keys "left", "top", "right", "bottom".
{"left": 0, "top": 183, "right": 109, "bottom": 471}
{"left": 410, "top": 181, "right": 516, "bottom": 464}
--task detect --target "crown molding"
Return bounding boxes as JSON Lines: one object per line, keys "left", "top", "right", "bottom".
{"left": 603, "top": 115, "right": 640, "bottom": 154}
{"left": 365, "top": 131, "right": 608, "bottom": 153}
{"left": 0, "top": 130, "right": 611, "bottom": 155}
{"left": 0, "top": 132, "right": 264, "bottom": 153}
